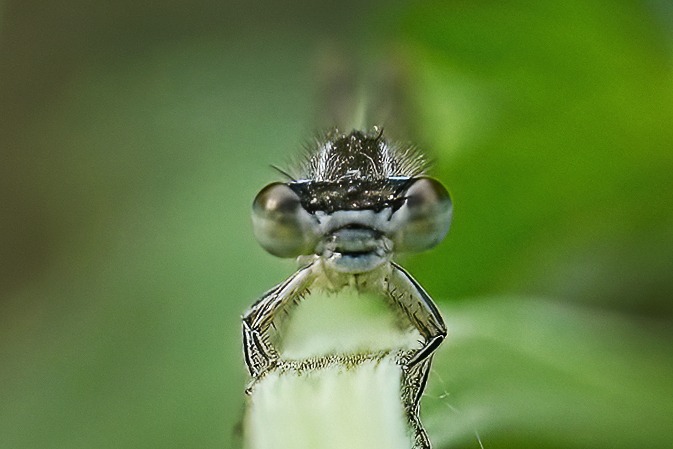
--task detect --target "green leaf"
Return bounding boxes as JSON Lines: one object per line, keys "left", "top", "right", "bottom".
{"left": 425, "top": 298, "right": 673, "bottom": 449}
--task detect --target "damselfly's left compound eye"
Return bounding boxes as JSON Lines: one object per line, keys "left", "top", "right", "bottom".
{"left": 391, "top": 177, "right": 452, "bottom": 253}
{"left": 252, "top": 183, "right": 317, "bottom": 258}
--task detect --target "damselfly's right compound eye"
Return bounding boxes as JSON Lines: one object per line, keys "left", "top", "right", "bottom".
{"left": 252, "top": 183, "right": 316, "bottom": 258}
{"left": 391, "top": 176, "right": 452, "bottom": 253}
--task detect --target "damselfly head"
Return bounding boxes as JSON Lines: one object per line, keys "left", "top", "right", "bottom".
{"left": 252, "top": 128, "right": 452, "bottom": 273}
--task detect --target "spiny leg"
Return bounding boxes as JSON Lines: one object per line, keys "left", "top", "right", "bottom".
{"left": 400, "top": 357, "right": 433, "bottom": 449}
{"left": 242, "top": 263, "right": 316, "bottom": 378}
{"left": 387, "top": 261, "right": 446, "bottom": 369}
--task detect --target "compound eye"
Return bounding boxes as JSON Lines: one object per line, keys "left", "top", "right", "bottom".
{"left": 392, "top": 177, "right": 452, "bottom": 252}
{"left": 252, "top": 183, "right": 315, "bottom": 258}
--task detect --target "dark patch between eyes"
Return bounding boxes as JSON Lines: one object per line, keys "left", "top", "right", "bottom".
{"left": 288, "top": 178, "right": 410, "bottom": 214}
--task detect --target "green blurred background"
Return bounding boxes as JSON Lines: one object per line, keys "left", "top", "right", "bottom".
{"left": 1, "top": 1, "right": 672, "bottom": 448}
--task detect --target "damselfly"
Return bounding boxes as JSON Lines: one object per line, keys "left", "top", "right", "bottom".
{"left": 243, "top": 127, "right": 452, "bottom": 449}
